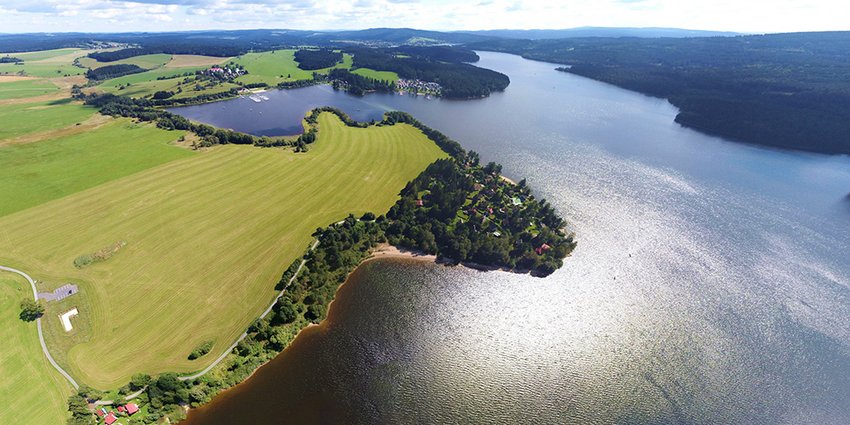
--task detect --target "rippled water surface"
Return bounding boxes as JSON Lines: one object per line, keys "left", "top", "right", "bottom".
{"left": 179, "top": 52, "right": 850, "bottom": 424}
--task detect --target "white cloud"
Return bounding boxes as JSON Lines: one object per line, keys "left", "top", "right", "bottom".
{"left": 0, "top": 0, "right": 847, "bottom": 33}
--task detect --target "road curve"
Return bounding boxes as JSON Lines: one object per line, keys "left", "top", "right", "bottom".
{"left": 178, "top": 239, "right": 320, "bottom": 382}
{"left": 0, "top": 265, "right": 80, "bottom": 390}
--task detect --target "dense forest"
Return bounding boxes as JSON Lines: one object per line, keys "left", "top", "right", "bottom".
{"left": 346, "top": 47, "right": 510, "bottom": 98}
{"left": 470, "top": 32, "right": 850, "bottom": 155}
{"left": 327, "top": 68, "right": 394, "bottom": 95}
{"left": 85, "top": 64, "right": 145, "bottom": 81}
{"left": 0, "top": 56, "right": 22, "bottom": 63}
{"left": 293, "top": 49, "right": 343, "bottom": 70}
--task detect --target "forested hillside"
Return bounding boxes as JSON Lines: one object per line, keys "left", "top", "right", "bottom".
{"left": 471, "top": 32, "right": 850, "bottom": 155}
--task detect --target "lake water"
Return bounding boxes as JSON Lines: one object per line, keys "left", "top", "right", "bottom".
{"left": 177, "top": 52, "right": 850, "bottom": 424}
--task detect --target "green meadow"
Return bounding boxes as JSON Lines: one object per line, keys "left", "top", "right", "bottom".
{"left": 0, "top": 274, "right": 73, "bottom": 425}
{"left": 0, "top": 48, "right": 89, "bottom": 77}
{"left": 233, "top": 49, "right": 355, "bottom": 86}
{"left": 0, "top": 113, "right": 445, "bottom": 388}
{"left": 0, "top": 79, "right": 58, "bottom": 100}
{"left": 0, "top": 119, "right": 191, "bottom": 217}
{"left": 0, "top": 100, "right": 95, "bottom": 140}
{"left": 77, "top": 53, "right": 173, "bottom": 70}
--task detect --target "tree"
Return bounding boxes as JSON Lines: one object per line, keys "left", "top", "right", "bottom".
{"left": 130, "top": 373, "right": 152, "bottom": 391}
{"left": 19, "top": 298, "right": 44, "bottom": 321}
{"left": 67, "top": 394, "right": 94, "bottom": 425}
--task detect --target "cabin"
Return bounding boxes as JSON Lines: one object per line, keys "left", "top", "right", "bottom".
{"left": 116, "top": 405, "right": 125, "bottom": 413}
{"left": 126, "top": 403, "right": 140, "bottom": 415}
{"left": 104, "top": 412, "right": 117, "bottom": 425}
{"left": 95, "top": 408, "right": 106, "bottom": 418}
{"left": 535, "top": 243, "right": 551, "bottom": 255}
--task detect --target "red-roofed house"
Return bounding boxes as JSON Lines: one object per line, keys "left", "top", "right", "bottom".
{"left": 535, "top": 243, "right": 551, "bottom": 255}
{"left": 95, "top": 408, "right": 106, "bottom": 418}
{"left": 126, "top": 403, "right": 140, "bottom": 415}
{"left": 117, "top": 405, "right": 125, "bottom": 413}
{"left": 104, "top": 412, "right": 118, "bottom": 425}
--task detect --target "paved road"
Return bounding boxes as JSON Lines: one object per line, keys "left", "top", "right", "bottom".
{"left": 0, "top": 265, "right": 80, "bottom": 390}
{"left": 178, "top": 239, "right": 320, "bottom": 382}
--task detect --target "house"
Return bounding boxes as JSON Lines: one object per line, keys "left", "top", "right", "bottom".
{"left": 116, "top": 405, "right": 125, "bottom": 413}
{"left": 104, "top": 412, "right": 118, "bottom": 425}
{"left": 535, "top": 243, "right": 551, "bottom": 255}
{"left": 126, "top": 403, "right": 140, "bottom": 415}
{"left": 95, "top": 408, "right": 106, "bottom": 418}
{"left": 416, "top": 199, "right": 424, "bottom": 207}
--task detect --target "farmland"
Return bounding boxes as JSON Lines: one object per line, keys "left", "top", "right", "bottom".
{"left": 0, "top": 48, "right": 90, "bottom": 77}
{"left": 0, "top": 100, "right": 95, "bottom": 140}
{"left": 0, "top": 118, "right": 192, "bottom": 217}
{"left": 0, "top": 78, "right": 58, "bottom": 100}
{"left": 352, "top": 67, "right": 399, "bottom": 82}
{"left": 76, "top": 53, "right": 172, "bottom": 70}
{"left": 0, "top": 274, "right": 73, "bottom": 425}
{"left": 0, "top": 113, "right": 446, "bottom": 388}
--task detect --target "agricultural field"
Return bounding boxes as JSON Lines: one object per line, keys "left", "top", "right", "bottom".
{"left": 0, "top": 274, "right": 73, "bottom": 425}
{"left": 0, "top": 78, "right": 58, "bottom": 100}
{"left": 165, "top": 54, "right": 231, "bottom": 68}
{"left": 76, "top": 53, "right": 172, "bottom": 70}
{"left": 0, "top": 48, "right": 90, "bottom": 77}
{"left": 0, "top": 119, "right": 192, "bottom": 217}
{"left": 0, "top": 112, "right": 446, "bottom": 388}
{"left": 0, "top": 99, "right": 95, "bottom": 140}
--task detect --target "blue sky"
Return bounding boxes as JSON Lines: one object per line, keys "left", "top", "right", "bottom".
{"left": 0, "top": 0, "right": 847, "bottom": 34}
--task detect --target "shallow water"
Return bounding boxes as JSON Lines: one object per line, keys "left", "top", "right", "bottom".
{"left": 179, "top": 52, "right": 850, "bottom": 424}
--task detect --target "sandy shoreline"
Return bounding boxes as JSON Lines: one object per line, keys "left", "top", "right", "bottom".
{"left": 366, "top": 244, "right": 438, "bottom": 263}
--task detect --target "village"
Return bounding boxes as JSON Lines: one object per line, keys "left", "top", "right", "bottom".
{"left": 93, "top": 402, "right": 141, "bottom": 425}
{"left": 396, "top": 78, "right": 442, "bottom": 97}
{"left": 201, "top": 64, "right": 247, "bottom": 81}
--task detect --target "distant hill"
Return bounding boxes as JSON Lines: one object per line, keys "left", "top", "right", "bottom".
{"left": 459, "top": 27, "right": 741, "bottom": 39}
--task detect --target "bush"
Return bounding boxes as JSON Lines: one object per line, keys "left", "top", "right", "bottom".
{"left": 19, "top": 298, "right": 44, "bottom": 321}
{"left": 188, "top": 340, "right": 214, "bottom": 360}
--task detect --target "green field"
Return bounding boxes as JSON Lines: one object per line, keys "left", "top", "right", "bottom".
{"left": 0, "top": 100, "right": 95, "bottom": 140}
{"left": 0, "top": 79, "right": 58, "bottom": 100}
{"left": 94, "top": 65, "right": 242, "bottom": 99}
{"left": 0, "top": 113, "right": 446, "bottom": 388}
{"left": 233, "top": 50, "right": 356, "bottom": 86}
{"left": 352, "top": 67, "right": 399, "bottom": 82}
{"left": 0, "top": 119, "right": 191, "bottom": 217}
{"left": 0, "top": 48, "right": 89, "bottom": 77}
{"left": 0, "top": 274, "right": 73, "bottom": 425}
{"left": 77, "top": 53, "right": 172, "bottom": 70}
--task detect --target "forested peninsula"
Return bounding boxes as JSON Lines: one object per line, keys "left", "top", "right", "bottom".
{"left": 470, "top": 32, "right": 850, "bottom": 155}
{"left": 64, "top": 96, "right": 575, "bottom": 423}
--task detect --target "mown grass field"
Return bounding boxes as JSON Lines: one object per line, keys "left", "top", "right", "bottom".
{"left": 0, "top": 100, "right": 95, "bottom": 140}
{"left": 0, "top": 274, "right": 73, "bottom": 425}
{"left": 0, "top": 119, "right": 192, "bottom": 217}
{"left": 0, "top": 78, "right": 58, "bottom": 100}
{"left": 0, "top": 48, "right": 89, "bottom": 77}
{"left": 0, "top": 113, "right": 446, "bottom": 388}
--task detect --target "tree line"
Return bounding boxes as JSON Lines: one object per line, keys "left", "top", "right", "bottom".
{"left": 293, "top": 49, "right": 343, "bottom": 70}
{"left": 85, "top": 64, "right": 145, "bottom": 81}
{"left": 327, "top": 68, "right": 395, "bottom": 95}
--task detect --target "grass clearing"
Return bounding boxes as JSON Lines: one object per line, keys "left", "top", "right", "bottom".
{"left": 352, "top": 67, "right": 399, "bottom": 82}
{"left": 0, "top": 100, "right": 95, "bottom": 140}
{"left": 0, "top": 119, "right": 192, "bottom": 217}
{"left": 0, "top": 78, "right": 58, "bottom": 100}
{"left": 233, "top": 50, "right": 356, "bottom": 86}
{"left": 0, "top": 113, "right": 446, "bottom": 388}
{"left": 0, "top": 274, "right": 73, "bottom": 425}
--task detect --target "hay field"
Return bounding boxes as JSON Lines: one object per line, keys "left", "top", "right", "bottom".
{"left": 0, "top": 274, "right": 73, "bottom": 425}
{"left": 0, "top": 113, "right": 446, "bottom": 388}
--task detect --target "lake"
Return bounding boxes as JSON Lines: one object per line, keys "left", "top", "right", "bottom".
{"left": 177, "top": 52, "right": 850, "bottom": 424}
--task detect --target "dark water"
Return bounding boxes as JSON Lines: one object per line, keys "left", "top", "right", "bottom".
{"left": 180, "top": 52, "right": 850, "bottom": 424}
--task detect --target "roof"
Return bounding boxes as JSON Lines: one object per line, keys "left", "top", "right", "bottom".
{"left": 126, "top": 403, "right": 140, "bottom": 415}
{"left": 95, "top": 408, "right": 105, "bottom": 417}
{"left": 117, "top": 405, "right": 125, "bottom": 412}
{"left": 104, "top": 412, "right": 117, "bottom": 425}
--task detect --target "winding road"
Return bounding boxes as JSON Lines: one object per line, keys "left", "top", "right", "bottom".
{"left": 0, "top": 265, "right": 80, "bottom": 390}
{"left": 177, "top": 239, "right": 320, "bottom": 382}
{"left": 1, "top": 238, "right": 318, "bottom": 393}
